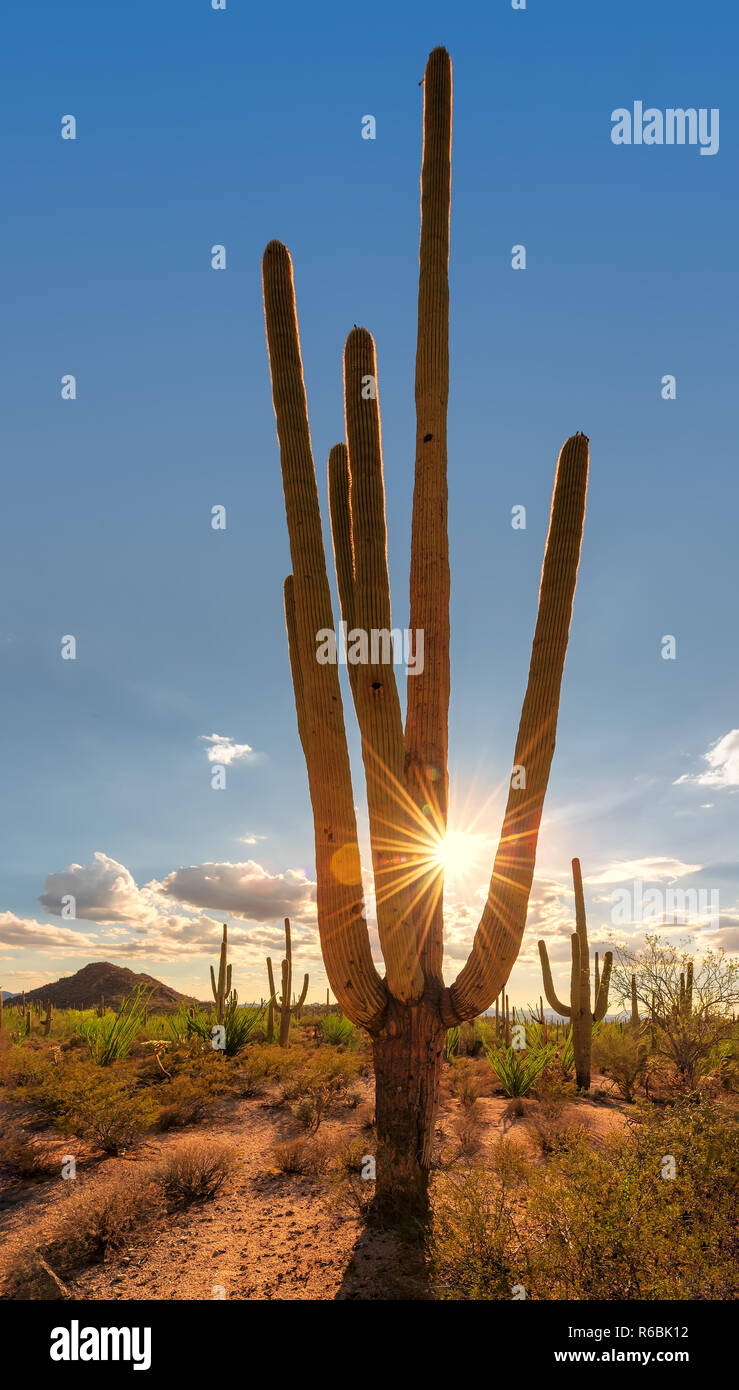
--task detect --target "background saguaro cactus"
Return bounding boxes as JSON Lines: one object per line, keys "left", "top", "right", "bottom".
{"left": 631, "top": 973, "right": 640, "bottom": 1030}
{"left": 210, "top": 923, "right": 232, "bottom": 1025}
{"left": 262, "top": 46, "right": 589, "bottom": 1221}
{"left": 539, "top": 858, "right": 612, "bottom": 1091}
{"left": 266, "top": 918, "right": 309, "bottom": 1048}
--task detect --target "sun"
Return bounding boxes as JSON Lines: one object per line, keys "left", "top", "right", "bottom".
{"left": 432, "top": 828, "right": 486, "bottom": 881}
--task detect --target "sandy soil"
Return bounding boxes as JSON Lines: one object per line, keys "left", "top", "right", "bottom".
{"left": 0, "top": 1071, "right": 630, "bottom": 1302}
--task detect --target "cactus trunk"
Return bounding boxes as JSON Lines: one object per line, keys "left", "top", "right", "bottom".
{"left": 372, "top": 1001, "right": 445, "bottom": 1224}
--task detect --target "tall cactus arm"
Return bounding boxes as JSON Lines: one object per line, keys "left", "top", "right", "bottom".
{"left": 284, "top": 577, "right": 307, "bottom": 740}
{"left": 405, "top": 46, "right": 452, "bottom": 983}
{"left": 446, "top": 434, "right": 589, "bottom": 1023}
{"left": 328, "top": 444, "right": 356, "bottom": 637}
{"left": 571, "top": 858, "right": 591, "bottom": 1018}
{"left": 593, "top": 951, "right": 613, "bottom": 1023}
{"left": 342, "top": 326, "right": 420, "bottom": 1001}
{"left": 594, "top": 951, "right": 600, "bottom": 999}
{"left": 295, "top": 974, "right": 309, "bottom": 1011}
{"left": 226, "top": 962, "right": 232, "bottom": 997}
{"left": 210, "top": 964, "right": 218, "bottom": 1004}
{"left": 538, "top": 939, "right": 572, "bottom": 1017}
{"left": 262, "top": 241, "right": 386, "bottom": 1029}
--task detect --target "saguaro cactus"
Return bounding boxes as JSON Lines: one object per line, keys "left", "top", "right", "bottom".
{"left": 679, "top": 962, "right": 694, "bottom": 1017}
{"left": 266, "top": 918, "right": 309, "bottom": 1048}
{"left": 262, "top": 47, "right": 589, "bottom": 1220}
{"left": 630, "top": 973, "right": 639, "bottom": 1030}
{"left": 210, "top": 923, "right": 232, "bottom": 1024}
{"left": 539, "top": 859, "right": 612, "bottom": 1091}
{"left": 42, "top": 1003, "right": 53, "bottom": 1037}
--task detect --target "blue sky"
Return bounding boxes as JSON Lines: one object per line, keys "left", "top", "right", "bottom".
{"left": 1, "top": 0, "right": 737, "bottom": 1008}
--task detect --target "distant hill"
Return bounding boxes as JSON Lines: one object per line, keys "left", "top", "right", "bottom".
{"left": 5, "top": 962, "right": 202, "bottom": 1014}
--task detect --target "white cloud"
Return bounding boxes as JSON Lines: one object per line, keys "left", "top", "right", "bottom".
{"left": 40, "top": 852, "right": 152, "bottom": 923}
{"left": 199, "top": 733, "right": 260, "bottom": 766}
{"left": 158, "top": 860, "right": 316, "bottom": 922}
{"left": 0, "top": 913, "right": 94, "bottom": 951}
{"left": 584, "top": 856, "right": 701, "bottom": 886}
{"left": 674, "top": 729, "right": 739, "bottom": 790}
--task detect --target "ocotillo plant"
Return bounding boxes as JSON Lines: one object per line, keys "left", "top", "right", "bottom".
{"left": 266, "top": 918, "right": 309, "bottom": 1048}
{"left": 210, "top": 923, "right": 232, "bottom": 1024}
{"left": 262, "top": 46, "right": 589, "bottom": 1220}
{"left": 539, "top": 859, "right": 612, "bottom": 1091}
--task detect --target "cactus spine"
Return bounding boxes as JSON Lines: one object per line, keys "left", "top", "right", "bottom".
{"left": 262, "top": 46, "right": 588, "bottom": 1220}
{"left": 538, "top": 858, "right": 612, "bottom": 1091}
{"left": 266, "top": 918, "right": 308, "bottom": 1048}
{"left": 210, "top": 923, "right": 232, "bottom": 1024}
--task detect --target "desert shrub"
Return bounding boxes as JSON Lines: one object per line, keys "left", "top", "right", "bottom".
{"left": 271, "top": 1136, "right": 325, "bottom": 1174}
{"left": 154, "top": 1072, "right": 217, "bottom": 1130}
{"left": 528, "top": 1097, "right": 739, "bottom": 1298}
{"left": 355, "top": 1101, "right": 376, "bottom": 1130}
{"left": 486, "top": 1042, "right": 555, "bottom": 1098}
{"left": 430, "top": 1094, "right": 738, "bottom": 1300}
{"left": 430, "top": 1164, "right": 525, "bottom": 1300}
{"left": 230, "top": 1051, "right": 273, "bottom": 1097}
{"left": 75, "top": 1088, "right": 155, "bottom": 1154}
{"left": 5, "top": 1174, "right": 163, "bottom": 1296}
{"left": 278, "top": 1048, "right": 363, "bottom": 1112}
{"left": 29, "top": 1061, "right": 155, "bottom": 1153}
{"left": 0, "top": 1044, "right": 53, "bottom": 1091}
{"left": 451, "top": 1109, "right": 483, "bottom": 1156}
{"left": 525, "top": 1099, "right": 586, "bottom": 1157}
{"left": 0, "top": 1127, "right": 60, "bottom": 1180}
{"left": 153, "top": 1139, "right": 235, "bottom": 1206}
{"left": 320, "top": 1013, "right": 355, "bottom": 1047}
{"left": 532, "top": 1063, "right": 576, "bottom": 1104}
{"left": 448, "top": 1058, "right": 480, "bottom": 1109}
{"left": 457, "top": 1017, "right": 494, "bottom": 1057}
{"left": 292, "top": 1094, "right": 325, "bottom": 1132}
{"left": 592, "top": 1026, "right": 649, "bottom": 1101}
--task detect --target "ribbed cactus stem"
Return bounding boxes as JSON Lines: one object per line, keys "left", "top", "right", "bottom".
{"left": 210, "top": 923, "right": 231, "bottom": 1024}
{"left": 267, "top": 918, "right": 310, "bottom": 1048}
{"left": 539, "top": 858, "right": 612, "bottom": 1090}
{"left": 631, "top": 973, "right": 639, "bottom": 1030}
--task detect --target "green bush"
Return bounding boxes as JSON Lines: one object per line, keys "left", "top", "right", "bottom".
{"left": 592, "top": 1025, "right": 649, "bottom": 1101}
{"left": 320, "top": 1013, "right": 355, "bottom": 1047}
{"left": 429, "top": 1096, "right": 739, "bottom": 1300}
{"left": 485, "top": 1042, "right": 554, "bottom": 1098}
